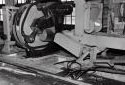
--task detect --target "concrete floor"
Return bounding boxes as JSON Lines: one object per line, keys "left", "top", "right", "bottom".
{"left": 0, "top": 43, "right": 125, "bottom": 85}
{"left": 0, "top": 70, "right": 49, "bottom": 85}
{"left": 0, "top": 67, "right": 124, "bottom": 85}
{"left": 0, "top": 69, "right": 77, "bottom": 85}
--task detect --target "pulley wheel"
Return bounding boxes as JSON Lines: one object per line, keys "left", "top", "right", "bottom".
{"left": 13, "top": 2, "right": 57, "bottom": 57}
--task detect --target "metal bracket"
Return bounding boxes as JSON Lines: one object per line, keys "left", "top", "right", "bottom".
{"left": 75, "top": 46, "right": 99, "bottom": 68}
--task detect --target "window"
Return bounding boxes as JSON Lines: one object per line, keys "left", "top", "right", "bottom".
{"left": 16, "top": 0, "right": 26, "bottom": 4}
{"left": 0, "top": 9, "right": 3, "bottom": 20}
{"left": 0, "top": 0, "right": 75, "bottom": 24}
{"left": 0, "top": 0, "right": 5, "bottom": 4}
{"left": 62, "top": 0, "right": 75, "bottom": 25}
{"left": 0, "top": 0, "right": 5, "bottom": 21}
{"left": 64, "top": 8, "right": 75, "bottom": 24}
{"left": 0, "top": 0, "right": 27, "bottom": 21}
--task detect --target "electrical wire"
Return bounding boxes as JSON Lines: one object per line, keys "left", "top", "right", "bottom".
{"left": 55, "top": 59, "right": 125, "bottom": 80}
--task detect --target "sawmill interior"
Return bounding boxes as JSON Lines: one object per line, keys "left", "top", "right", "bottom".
{"left": 0, "top": 0, "right": 125, "bottom": 85}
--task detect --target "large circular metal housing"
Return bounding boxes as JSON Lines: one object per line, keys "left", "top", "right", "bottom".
{"left": 13, "top": 2, "right": 56, "bottom": 57}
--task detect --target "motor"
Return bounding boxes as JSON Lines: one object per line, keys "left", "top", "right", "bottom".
{"left": 13, "top": 1, "right": 73, "bottom": 57}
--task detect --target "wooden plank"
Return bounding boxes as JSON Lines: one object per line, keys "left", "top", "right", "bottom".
{"left": 95, "top": 71, "right": 125, "bottom": 82}
{"left": 80, "top": 33, "right": 125, "bottom": 50}
{"left": 54, "top": 33, "right": 83, "bottom": 57}
{"left": 58, "top": 31, "right": 125, "bottom": 50}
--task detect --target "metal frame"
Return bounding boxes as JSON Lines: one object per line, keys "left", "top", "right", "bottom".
{"left": 54, "top": 0, "right": 125, "bottom": 67}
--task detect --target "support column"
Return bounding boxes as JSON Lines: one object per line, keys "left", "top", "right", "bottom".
{"left": 74, "top": 0, "right": 90, "bottom": 36}
{"left": 2, "top": 0, "right": 18, "bottom": 53}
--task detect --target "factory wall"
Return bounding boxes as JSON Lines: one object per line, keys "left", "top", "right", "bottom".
{"left": 0, "top": 0, "right": 75, "bottom": 24}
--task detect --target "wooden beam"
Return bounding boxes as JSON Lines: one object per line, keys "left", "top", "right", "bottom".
{"left": 54, "top": 33, "right": 83, "bottom": 57}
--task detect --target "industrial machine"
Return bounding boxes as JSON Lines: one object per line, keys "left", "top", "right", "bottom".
{"left": 1, "top": 0, "right": 125, "bottom": 84}
{"left": 3, "top": 1, "right": 73, "bottom": 57}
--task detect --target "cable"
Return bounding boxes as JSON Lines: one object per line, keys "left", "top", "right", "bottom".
{"left": 54, "top": 57, "right": 125, "bottom": 80}
{"left": 56, "top": 59, "right": 125, "bottom": 80}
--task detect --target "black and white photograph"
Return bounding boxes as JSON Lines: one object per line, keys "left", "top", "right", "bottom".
{"left": 0, "top": 0, "right": 125, "bottom": 85}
